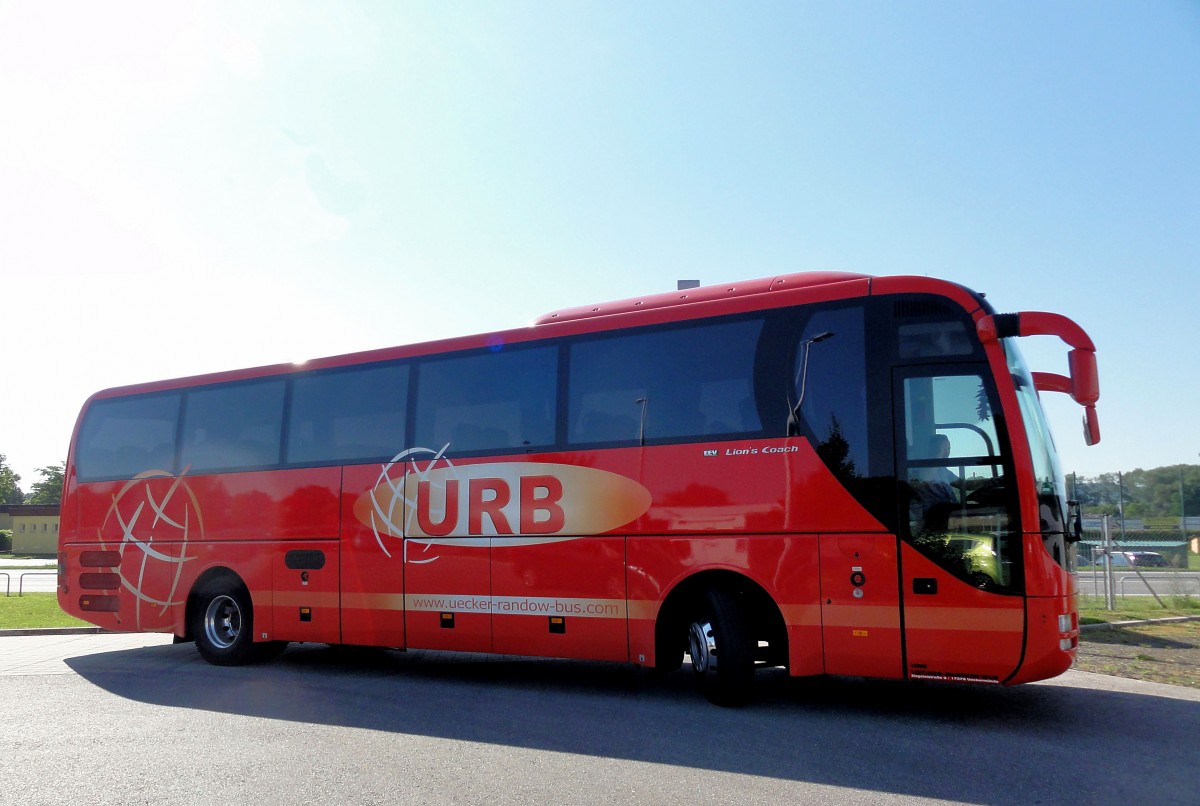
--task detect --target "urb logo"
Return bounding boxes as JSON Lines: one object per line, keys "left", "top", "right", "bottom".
{"left": 354, "top": 456, "right": 653, "bottom": 544}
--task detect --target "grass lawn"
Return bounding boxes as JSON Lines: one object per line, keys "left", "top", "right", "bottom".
{"left": 1076, "top": 593, "right": 1200, "bottom": 689}
{"left": 1078, "top": 594, "right": 1200, "bottom": 624}
{"left": 0, "top": 592, "right": 92, "bottom": 630}
{"left": 1076, "top": 619, "right": 1200, "bottom": 689}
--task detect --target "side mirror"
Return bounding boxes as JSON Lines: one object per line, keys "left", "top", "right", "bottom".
{"left": 1066, "top": 500, "right": 1083, "bottom": 543}
{"left": 1083, "top": 406, "right": 1100, "bottom": 447}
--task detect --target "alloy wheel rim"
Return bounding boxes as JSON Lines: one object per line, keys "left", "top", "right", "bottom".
{"left": 204, "top": 595, "right": 242, "bottom": 650}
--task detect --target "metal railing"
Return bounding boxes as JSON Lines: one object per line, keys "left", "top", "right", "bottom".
{"left": 1119, "top": 574, "right": 1200, "bottom": 597}
{"left": 1, "top": 571, "right": 56, "bottom": 597}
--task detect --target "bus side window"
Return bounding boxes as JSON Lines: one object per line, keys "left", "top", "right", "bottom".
{"left": 792, "top": 306, "right": 867, "bottom": 479}
{"left": 180, "top": 380, "right": 286, "bottom": 473}
{"left": 76, "top": 393, "right": 182, "bottom": 481}
{"left": 414, "top": 346, "right": 558, "bottom": 454}
{"left": 288, "top": 363, "right": 409, "bottom": 464}
{"left": 568, "top": 317, "right": 764, "bottom": 445}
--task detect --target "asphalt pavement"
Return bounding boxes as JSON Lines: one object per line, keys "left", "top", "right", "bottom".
{"left": 1, "top": 632, "right": 1199, "bottom": 805}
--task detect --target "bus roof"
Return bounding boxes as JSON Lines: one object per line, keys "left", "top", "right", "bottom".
{"left": 535, "top": 271, "right": 871, "bottom": 325}
{"left": 84, "top": 270, "right": 998, "bottom": 405}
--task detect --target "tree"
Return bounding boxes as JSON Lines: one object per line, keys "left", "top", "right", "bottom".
{"left": 817, "top": 414, "right": 858, "bottom": 479}
{"left": 1072, "top": 464, "right": 1200, "bottom": 521}
{"left": 0, "top": 454, "right": 23, "bottom": 505}
{"left": 26, "top": 462, "right": 65, "bottom": 505}
{"left": 1072, "top": 472, "right": 1123, "bottom": 515}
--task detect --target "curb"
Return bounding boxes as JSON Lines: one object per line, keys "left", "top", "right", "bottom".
{"left": 0, "top": 627, "right": 116, "bottom": 637}
{"left": 1079, "top": 615, "right": 1200, "bottom": 631}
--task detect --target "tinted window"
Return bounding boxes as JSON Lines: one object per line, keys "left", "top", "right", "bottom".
{"left": 568, "top": 318, "right": 763, "bottom": 445}
{"left": 76, "top": 394, "right": 181, "bottom": 480}
{"left": 794, "top": 307, "right": 867, "bottom": 477}
{"left": 180, "top": 380, "right": 286, "bottom": 472}
{"left": 414, "top": 346, "right": 557, "bottom": 453}
{"left": 899, "top": 321, "right": 974, "bottom": 359}
{"left": 289, "top": 363, "right": 409, "bottom": 464}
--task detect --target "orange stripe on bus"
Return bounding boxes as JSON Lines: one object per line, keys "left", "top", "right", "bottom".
{"left": 342, "top": 593, "right": 406, "bottom": 611}
{"left": 259, "top": 591, "right": 340, "bottom": 609}
{"left": 779, "top": 603, "right": 822, "bottom": 627}
{"left": 904, "top": 606, "right": 1024, "bottom": 632}
{"left": 820, "top": 605, "right": 902, "bottom": 629}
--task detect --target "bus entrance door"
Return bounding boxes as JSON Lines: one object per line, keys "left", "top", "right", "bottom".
{"left": 895, "top": 369, "right": 1025, "bottom": 683}
{"left": 818, "top": 533, "right": 904, "bottom": 678}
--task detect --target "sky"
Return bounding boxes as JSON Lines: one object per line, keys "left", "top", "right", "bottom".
{"left": 1, "top": 1, "right": 1198, "bottom": 490}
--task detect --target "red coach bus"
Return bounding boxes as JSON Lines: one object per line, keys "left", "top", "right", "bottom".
{"left": 58, "top": 272, "right": 1100, "bottom": 705}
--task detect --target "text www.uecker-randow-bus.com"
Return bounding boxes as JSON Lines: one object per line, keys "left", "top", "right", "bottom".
{"left": 409, "top": 595, "right": 623, "bottom": 617}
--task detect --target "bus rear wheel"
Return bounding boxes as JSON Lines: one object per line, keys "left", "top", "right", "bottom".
{"left": 192, "top": 582, "right": 283, "bottom": 666}
{"left": 687, "top": 588, "right": 754, "bottom": 707}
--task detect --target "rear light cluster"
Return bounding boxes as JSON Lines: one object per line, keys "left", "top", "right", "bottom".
{"left": 77, "top": 551, "right": 123, "bottom": 612}
{"left": 81, "top": 551, "right": 121, "bottom": 567}
{"left": 80, "top": 573, "right": 121, "bottom": 589}
{"left": 79, "top": 596, "right": 120, "bottom": 612}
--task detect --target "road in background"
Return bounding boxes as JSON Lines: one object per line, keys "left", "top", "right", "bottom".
{"left": 1074, "top": 570, "right": 1200, "bottom": 598}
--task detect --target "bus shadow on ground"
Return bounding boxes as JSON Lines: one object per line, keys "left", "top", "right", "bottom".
{"left": 67, "top": 641, "right": 1200, "bottom": 805}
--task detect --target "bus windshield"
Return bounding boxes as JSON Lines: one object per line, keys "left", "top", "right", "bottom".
{"left": 1004, "top": 341, "right": 1069, "bottom": 558}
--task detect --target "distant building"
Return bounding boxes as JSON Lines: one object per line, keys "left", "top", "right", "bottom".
{"left": 0, "top": 504, "right": 61, "bottom": 554}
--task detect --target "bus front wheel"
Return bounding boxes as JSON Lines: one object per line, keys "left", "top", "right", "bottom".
{"left": 687, "top": 588, "right": 754, "bottom": 707}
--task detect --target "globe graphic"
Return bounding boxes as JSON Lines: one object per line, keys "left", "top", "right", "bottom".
{"left": 98, "top": 470, "right": 199, "bottom": 632}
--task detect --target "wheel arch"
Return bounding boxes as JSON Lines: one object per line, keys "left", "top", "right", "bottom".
{"left": 653, "top": 569, "right": 789, "bottom": 671}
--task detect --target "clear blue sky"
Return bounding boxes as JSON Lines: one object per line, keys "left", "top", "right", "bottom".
{"left": 2, "top": 1, "right": 1198, "bottom": 488}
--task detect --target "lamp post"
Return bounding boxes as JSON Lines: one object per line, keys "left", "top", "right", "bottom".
{"left": 1184, "top": 455, "right": 1197, "bottom": 542}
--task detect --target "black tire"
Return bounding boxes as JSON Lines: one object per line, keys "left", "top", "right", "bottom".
{"left": 192, "top": 581, "right": 260, "bottom": 666}
{"left": 687, "top": 588, "right": 754, "bottom": 707}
